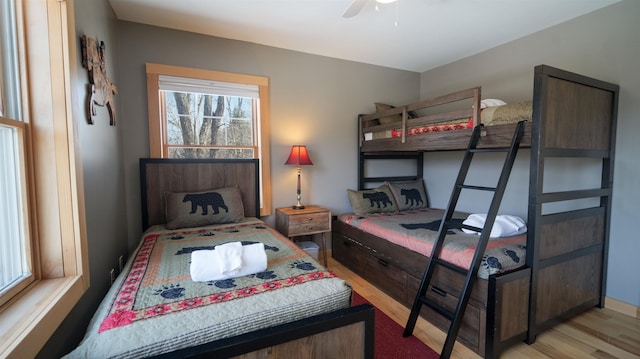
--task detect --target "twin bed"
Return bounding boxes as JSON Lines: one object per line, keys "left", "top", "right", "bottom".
{"left": 67, "top": 159, "right": 374, "bottom": 358}
{"left": 333, "top": 65, "right": 618, "bottom": 358}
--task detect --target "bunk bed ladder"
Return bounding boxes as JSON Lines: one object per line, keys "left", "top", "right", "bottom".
{"left": 403, "top": 121, "right": 526, "bottom": 359}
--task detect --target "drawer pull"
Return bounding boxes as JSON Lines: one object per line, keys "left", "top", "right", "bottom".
{"left": 431, "top": 286, "right": 447, "bottom": 297}
{"left": 377, "top": 258, "right": 388, "bottom": 267}
{"left": 342, "top": 240, "right": 351, "bottom": 248}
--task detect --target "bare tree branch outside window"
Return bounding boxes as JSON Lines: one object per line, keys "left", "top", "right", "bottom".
{"left": 164, "top": 91, "right": 254, "bottom": 159}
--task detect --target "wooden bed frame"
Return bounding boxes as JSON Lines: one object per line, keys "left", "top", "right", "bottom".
{"left": 139, "top": 158, "right": 375, "bottom": 359}
{"left": 332, "top": 65, "right": 618, "bottom": 358}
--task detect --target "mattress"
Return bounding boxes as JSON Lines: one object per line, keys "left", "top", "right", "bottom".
{"left": 338, "top": 208, "right": 526, "bottom": 279}
{"left": 65, "top": 218, "right": 351, "bottom": 358}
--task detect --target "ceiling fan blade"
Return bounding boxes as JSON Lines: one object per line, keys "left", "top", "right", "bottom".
{"left": 342, "top": 0, "right": 368, "bottom": 18}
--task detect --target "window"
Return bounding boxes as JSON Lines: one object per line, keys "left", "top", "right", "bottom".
{"left": 0, "top": 0, "right": 89, "bottom": 357}
{"left": 0, "top": 0, "right": 33, "bottom": 309}
{"left": 159, "top": 75, "right": 259, "bottom": 159}
{"left": 146, "top": 64, "right": 272, "bottom": 215}
{"left": 0, "top": 119, "right": 32, "bottom": 307}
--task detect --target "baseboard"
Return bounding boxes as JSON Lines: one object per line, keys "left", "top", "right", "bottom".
{"left": 604, "top": 296, "right": 640, "bottom": 319}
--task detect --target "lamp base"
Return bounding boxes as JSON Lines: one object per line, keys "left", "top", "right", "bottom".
{"left": 292, "top": 204, "right": 305, "bottom": 210}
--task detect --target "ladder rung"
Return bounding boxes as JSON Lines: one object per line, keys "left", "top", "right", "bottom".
{"left": 461, "top": 223, "right": 482, "bottom": 233}
{"left": 470, "top": 148, "right": 509, "bottom": 153}
{"left": 420, "top": 297, "right": 455, "bottom": 320}
{"left": 433, "top": 258, "right": 468, "bottom": 275}
{"left": 459, "top": 184, "right": 497, "bottom": 191}
{"left": 445, "top": 221, "right": 482, "bottom": 234}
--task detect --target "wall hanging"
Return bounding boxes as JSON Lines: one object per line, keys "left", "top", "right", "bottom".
{"left": 81, "top": 35, "right": 117, "bottom": 125}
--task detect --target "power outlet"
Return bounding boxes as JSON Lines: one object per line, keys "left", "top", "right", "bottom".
{"left": 110, "top": 268, "right": 115, "bottom": 285}
{"left": 118, "top": 255, "right": 125, "bottom": 272}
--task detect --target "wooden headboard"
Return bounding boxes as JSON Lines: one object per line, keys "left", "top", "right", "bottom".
{"left": 139, "top": 158, "right": 260, "bottom": 230}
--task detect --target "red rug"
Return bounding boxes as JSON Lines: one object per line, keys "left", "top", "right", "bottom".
{"left": 352, "top": 292, "right": 440, "bottom": 358}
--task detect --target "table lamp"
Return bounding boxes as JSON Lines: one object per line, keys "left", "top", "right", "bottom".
{"left": 285, "top": 145, "right": 313, "bottom": 210}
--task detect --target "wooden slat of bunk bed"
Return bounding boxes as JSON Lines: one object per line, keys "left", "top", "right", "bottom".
{"left": 361, "top": 123, "right": 532, "bottom": 152}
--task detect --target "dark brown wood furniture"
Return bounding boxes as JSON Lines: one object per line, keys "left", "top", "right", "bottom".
{"left": 332, "top": 65, "right": 618, "bottom": 358}
{"left": 137, "top": 158, "right": 374, "bottom": 359}
{"left": 275, "top": 205, "right": 331, "bottom": 266}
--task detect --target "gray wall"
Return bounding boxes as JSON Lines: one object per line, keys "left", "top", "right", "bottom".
{"left": 115, "top": 21, "right": 420, "bottom": 251}
{"left": 418, "top": 0, "right": 639, "bottom": 307}
{"left": 39, "top": 0, "right": 128, "bottom": 357}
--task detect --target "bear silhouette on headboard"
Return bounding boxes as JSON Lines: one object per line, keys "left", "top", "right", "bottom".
{"left": 183, "top": 192, "right": 229, "bottom": 215}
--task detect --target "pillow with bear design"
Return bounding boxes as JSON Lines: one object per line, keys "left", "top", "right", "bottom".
{"left": 165, "top": 186, "right": 245, "bottom": 229}
{"left": 385, "top": 179, "right": 428, "bottom": 210}
{"left": 347, "top": 184, "right": 399, "bottom": 215}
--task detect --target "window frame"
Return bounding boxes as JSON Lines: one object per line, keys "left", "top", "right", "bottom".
{"left": 146, "top": 63, "right": 272, "bottom": 216}
{"left": 0, "top": 0, "right": 89, "bottom": 357}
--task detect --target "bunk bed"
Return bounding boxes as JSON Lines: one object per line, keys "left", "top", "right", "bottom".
{"left": 67, "top": 158, "right": 374, "bottom": 359}
{"left": 332, "top": 65, "right": 618, "bottom": 358}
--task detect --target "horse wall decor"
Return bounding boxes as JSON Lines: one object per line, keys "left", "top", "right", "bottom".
{"left": 81, "top": 35, "right": 117, "bottom": 125}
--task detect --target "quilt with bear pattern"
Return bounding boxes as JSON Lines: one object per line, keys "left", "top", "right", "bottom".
{"left": 65, "top": 218, "right": 351, "bottom": 358}
{"left": 339, "top": 208, "right": 526, "bottom": 279}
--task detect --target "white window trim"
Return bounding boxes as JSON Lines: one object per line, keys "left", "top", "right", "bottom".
{"left": 146, "top": 63, "right": 272, "bottom": 216}
{"left": 0, "top": 0, "right": 89, "bottom": 357}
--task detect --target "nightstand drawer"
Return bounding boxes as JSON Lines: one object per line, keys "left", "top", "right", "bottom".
{"left": 287, "top": 212, "right": 331, "bottom": 235}
{"left": 275, "top": 205, "right": 332, "bottom": 238}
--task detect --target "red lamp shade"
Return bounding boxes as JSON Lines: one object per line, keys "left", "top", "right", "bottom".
{"left": 285, "top": 145, "right": 313, "bottom": 166}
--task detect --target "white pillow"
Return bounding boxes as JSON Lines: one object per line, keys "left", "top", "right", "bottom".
{"left": 462, "top": 214, "right": 526, "bottom": 237}
{"left": 480, "top": 99, "right": 507, "bottom": 109}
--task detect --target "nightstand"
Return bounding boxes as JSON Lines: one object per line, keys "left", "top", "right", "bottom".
{"left": 275, "top": 205, "right": 331, "bottom": 267}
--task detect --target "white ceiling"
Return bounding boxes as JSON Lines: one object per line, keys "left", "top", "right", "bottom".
{"left": 108, "top": 0, "right": 620, "bottom": 73}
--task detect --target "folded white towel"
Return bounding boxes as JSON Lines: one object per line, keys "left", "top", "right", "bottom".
{"left": 190, "top": 243, "right": 268, "bottom": 282}
{"left": 462, "top": 214, "right": 527, "bottom": 238}
{"left": 214, "top": 241, "right": 243, "bottom": 276}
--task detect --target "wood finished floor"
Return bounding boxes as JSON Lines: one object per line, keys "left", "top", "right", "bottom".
{"left": 326, "top": 256, "right": 640, "bottom": 359}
